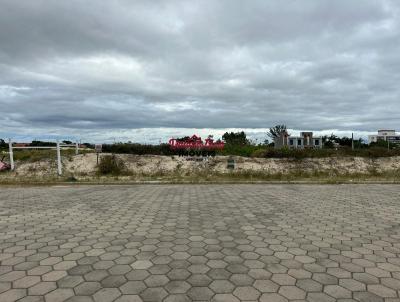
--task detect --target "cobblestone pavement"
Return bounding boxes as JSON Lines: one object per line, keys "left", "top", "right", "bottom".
{"left": 1, "top": 185, "right": 400, "bottom": 302}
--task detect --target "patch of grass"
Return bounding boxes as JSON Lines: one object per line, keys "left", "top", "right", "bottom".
{"left": 217, "top": 144, "right": 265, "bottom": 157}
{"left": 12, "top": 149, "right": 93, "bottom": 162}
{"left": 251, "top": 147, "right": 400, "bottom": 159}
{"left": 102, "top": 168, "right": 400, "bottom": 183}
{"left": 97, "top": 155, "right": 127, "bottom": 175}
{"left": 12, "top": 149, "right": 56, "bottom": 162}
{"left": 1, "top": 170, "right": 400, "bottom": 185}
{"left": 213, "top": 144, "right": 400, "bottom": 159}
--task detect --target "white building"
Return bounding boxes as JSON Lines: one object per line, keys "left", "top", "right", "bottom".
{"left": 368, "top": 130, "right": 400, "bottom": 145}
{"left": 275, "top": 131, "right": 323, "bottom": 149}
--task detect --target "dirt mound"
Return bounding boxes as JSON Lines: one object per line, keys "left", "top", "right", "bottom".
{"left": 2, "top": 153, "right": 400, "bottom": 181}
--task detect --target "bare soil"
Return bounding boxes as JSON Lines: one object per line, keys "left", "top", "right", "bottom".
{"left": 1, "top": 153, "right": 400, "bottom": 183}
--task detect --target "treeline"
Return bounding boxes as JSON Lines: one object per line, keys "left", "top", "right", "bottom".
{"left": 2, "top": 128, "right": 399, "bottom": 159}
{"left": 0, "top": 139, "right": 94, "bottom": 149}
{"left": 102, "top": 143, "right": 174, "bottom": 155}
{"left": 0, "top": 139, "right": 7, "bottom": 149}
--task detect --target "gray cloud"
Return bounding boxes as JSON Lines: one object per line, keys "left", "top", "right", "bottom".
{"left": 1, "top": 0, "right": 400, "bottom": 142}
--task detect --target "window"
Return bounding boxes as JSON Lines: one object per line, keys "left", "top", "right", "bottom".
{"left": 315, "top": 139, "right": 319, "bottom": 146}
{"left": 289, "top": 139, "right": 294, "bottom": 146}
{"left": 298, "top": 139, "right": 302, "bottom": 145}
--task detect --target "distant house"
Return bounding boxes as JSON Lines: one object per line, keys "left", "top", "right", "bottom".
{"left": 275, "top": 131, "right": 323, "bottom": 149}
{"left": 368, "top": 130, "right": 400, "bottom": 145}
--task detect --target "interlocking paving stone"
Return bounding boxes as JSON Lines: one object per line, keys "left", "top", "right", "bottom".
{"left": 75, "top": 281, "right": 102, "bottom": 295}
{"left": 1, "top": 184, "right": 400, "bottom": 301}
{"left": 253, "top": 279, "right": 279, "bottom": 292}
{"left": 114, "top": 296, "right": 143, "bottom": 302}
{"left": 259, "top": 293, "right": 289, "bottom": 302}
{"left": 119, "top": 281, "right": 146, "bottom": 295}
{"left": 0, "top": 288, "right": 27, "bottom": 302}
{"left": 323, "top": 284, "right": 352, "bottom": 299}
{"left": 233, "top": 286, "right": 261, "bottom": 300}
{"left": 279, "top": 285, "right": 306, "bottom": 299}
{"left": 164, "top": 280, "right": 190, "bottom": 294}
{"left": 44, "top": 288, "right": 74, "bottom": 302}
{"left": 187, "top": 286, "right": 214, "bottom": 300}
{"left": 28, "top": 281, "right": 57, "bottom": 295}
{"left": 92, "top": 288, "right": 121, "bottom": 302}
{"left": 209, "top": 280, "right": 235, "bottom": 293}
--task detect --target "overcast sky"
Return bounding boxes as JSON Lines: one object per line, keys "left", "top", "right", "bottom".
{"left": 1, "top": 0, "right": 399, "bottom": 143}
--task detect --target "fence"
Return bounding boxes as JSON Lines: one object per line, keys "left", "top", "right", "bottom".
{"left": 8, "top": 139, "right": 82, "bottom": 176}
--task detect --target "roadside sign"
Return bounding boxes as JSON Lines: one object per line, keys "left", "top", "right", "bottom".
{"left": 95, "top": 144, "right": 102, "bottom": 153}
{"left": 227, "top": 158, "right": 235, "bottom": 169}
{"left": 95, "top": 144, "right": 102, "bottom": 165}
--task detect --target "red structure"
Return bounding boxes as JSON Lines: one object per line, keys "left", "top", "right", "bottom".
{"left": 169, "top": 135, "right": 224, "bottom": 151}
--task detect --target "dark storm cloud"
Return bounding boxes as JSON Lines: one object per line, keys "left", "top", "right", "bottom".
{"left": 1, "top": 0, "right": 400, "bottom": 141}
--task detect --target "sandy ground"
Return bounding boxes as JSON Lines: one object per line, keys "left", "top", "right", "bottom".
{"left": 68, "top": 153, "right": 400, "bottom": 175}
{"left": 2, "top": 153, "right": 400, "bottom": 180}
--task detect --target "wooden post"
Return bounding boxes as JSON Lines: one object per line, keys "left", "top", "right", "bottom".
{"left": 8, "top": 139, "right": 14, "bottom": 171}
{"left": 352, "top": 133, "right": 354, "bottom": 150}
{"left": 57, "top": 141, "right": 62, "bottom": 176}
{"left": 75, "top": 141, "right": 79, "bottom": 155}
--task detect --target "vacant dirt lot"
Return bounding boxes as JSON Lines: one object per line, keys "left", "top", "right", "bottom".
{"left": 1, "top": 184, "right": 400, "bottom": 301}
{"left": 2, "top": 154, "right": 400, "bottom": 181}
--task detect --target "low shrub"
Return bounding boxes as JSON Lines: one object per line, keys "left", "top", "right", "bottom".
{"left": 102, "top": 143, "right": 174, "bottom": 156}
{"left": 254, "top": 146, "right": 400, "bottom": 159}
{"left": 12, "top": 149, "right": 91, "bottom": 162}
{"left": 98, "top": 155, "right": 126, "bottom": 175}
{"left": 217, "top": 144, "right": 265, "bottom": 157}
{"left": 65, "top": 176, "right": 78, "bottom": 182}
{"left": 13, "top": 149, "right": 57, "bottom": 162}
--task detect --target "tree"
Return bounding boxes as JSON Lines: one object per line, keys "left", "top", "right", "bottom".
{"left": 31, "top": 140, "right": 56, "bottom": 146}
{"left": 222, "top": 131, "right": 249, "bottom": 145}
{"left": 0, "top": 139, "right": 7, "bottom": 149}
{"left": 268, "top": 125, "right": 287, "bottom": 140}
{"left": 176, "top": 136, "right": 191, "bottom": 142}
{"left": 322, "top": 135, "right": 335, "bottom": 148}
{"left": 370, "top": 139, "right": 395, "bottom": 149}
{"left": 323, "top": 134, "right": 367, "bottom": 149}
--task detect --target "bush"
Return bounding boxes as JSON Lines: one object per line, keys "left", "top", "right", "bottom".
{"left": 12, "top": 149, "right": 91, "bottom": 162}
{"left": 102, "top": 143, "right": 173, "bottom": 156}
{"left": 255, "top": 146, "right": 400, "bottom": 159}
{"left": 98, "top": 155, "right": 126, "bottom": 175}
{"left": 13, "top": 149, "right": 57, "bottom": 162}
{"left": 217, "top": 145, "right": 264, "bottom": 157}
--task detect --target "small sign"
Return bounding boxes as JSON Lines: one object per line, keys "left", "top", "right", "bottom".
{"left": 95, "top": 144, "right": 102, "bottom": 153}
{"left": 227, "top": 158, "right": 235, "bottom": 169}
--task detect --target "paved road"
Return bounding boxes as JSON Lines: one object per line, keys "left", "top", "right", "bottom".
{"left": 1, "top": 185, "right": 400, "bottom": 302}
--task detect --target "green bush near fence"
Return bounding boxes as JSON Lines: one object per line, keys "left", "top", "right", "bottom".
{"left": 98, "top": 155, "right": 127, "bottom": 175}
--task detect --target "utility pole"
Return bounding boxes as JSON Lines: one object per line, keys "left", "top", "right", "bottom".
{"left": 8, "top": 139, "right": 14, "bottom": 171}
{"left": 56, "top": 141, "right": 62, "bottom": 176}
